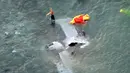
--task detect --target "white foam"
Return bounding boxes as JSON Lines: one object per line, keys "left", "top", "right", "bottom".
{"left": 15, "top": 31, "right": 20, "bottom": 34}
{"left": 55, "top": 62, "right": 73, "bottom": 73}
{"left": 5, "top": 32, "right": 9, "bottom": 35}
{"left": 12, "top": 50, "right": 17, "bottom": 53}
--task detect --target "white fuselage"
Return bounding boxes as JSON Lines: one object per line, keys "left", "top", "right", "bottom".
{"left": 46, "top": 18, "right": 90, "bottom": 70}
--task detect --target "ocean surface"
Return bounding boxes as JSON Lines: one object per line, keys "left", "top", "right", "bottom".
{"left": 0, "top": 0, "right": 130, "bottom": 73}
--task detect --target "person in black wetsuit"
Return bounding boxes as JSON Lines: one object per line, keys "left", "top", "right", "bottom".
{"left": 46, "top": 8, "right": 55, "bottom": 27}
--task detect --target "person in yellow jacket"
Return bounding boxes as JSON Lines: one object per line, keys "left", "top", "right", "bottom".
{"left": 69, "top": 14, "right": 90, "bottom": 36}
{"left": 120, "top": 8, "right": 130, "bottom": 16}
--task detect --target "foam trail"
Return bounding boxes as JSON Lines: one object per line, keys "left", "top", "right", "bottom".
{"left": 55, "top": 62, "right": 73, "bottom": 73}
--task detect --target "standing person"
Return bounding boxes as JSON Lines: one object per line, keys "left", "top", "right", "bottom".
{"left": 69, "top": 14, "right": 90, "bottom": 36}
{"left": 46, "top": 8, "right": 55, "bottom": 27}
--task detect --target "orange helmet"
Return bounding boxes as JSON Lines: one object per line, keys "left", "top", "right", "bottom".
{"left": 83, "top": 14, "right": 90, "bottom": 21}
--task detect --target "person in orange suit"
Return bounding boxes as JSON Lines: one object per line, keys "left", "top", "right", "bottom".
{"left": 46, "top": 8, "right": 55, "bottom": 27}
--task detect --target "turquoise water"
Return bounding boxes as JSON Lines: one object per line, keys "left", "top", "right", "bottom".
{"left": 0, "top": 0, "right": 129, "bottom": 73}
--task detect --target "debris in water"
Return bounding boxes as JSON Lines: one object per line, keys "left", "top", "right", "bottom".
{"left": 5, "top": 32, "right": 9, "bottom": 35}
{"left": 15, "top": 31, "right": 20, "bottom": 35}
{"left": 12, "top": 50, "right": 17, "bottom": 53}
